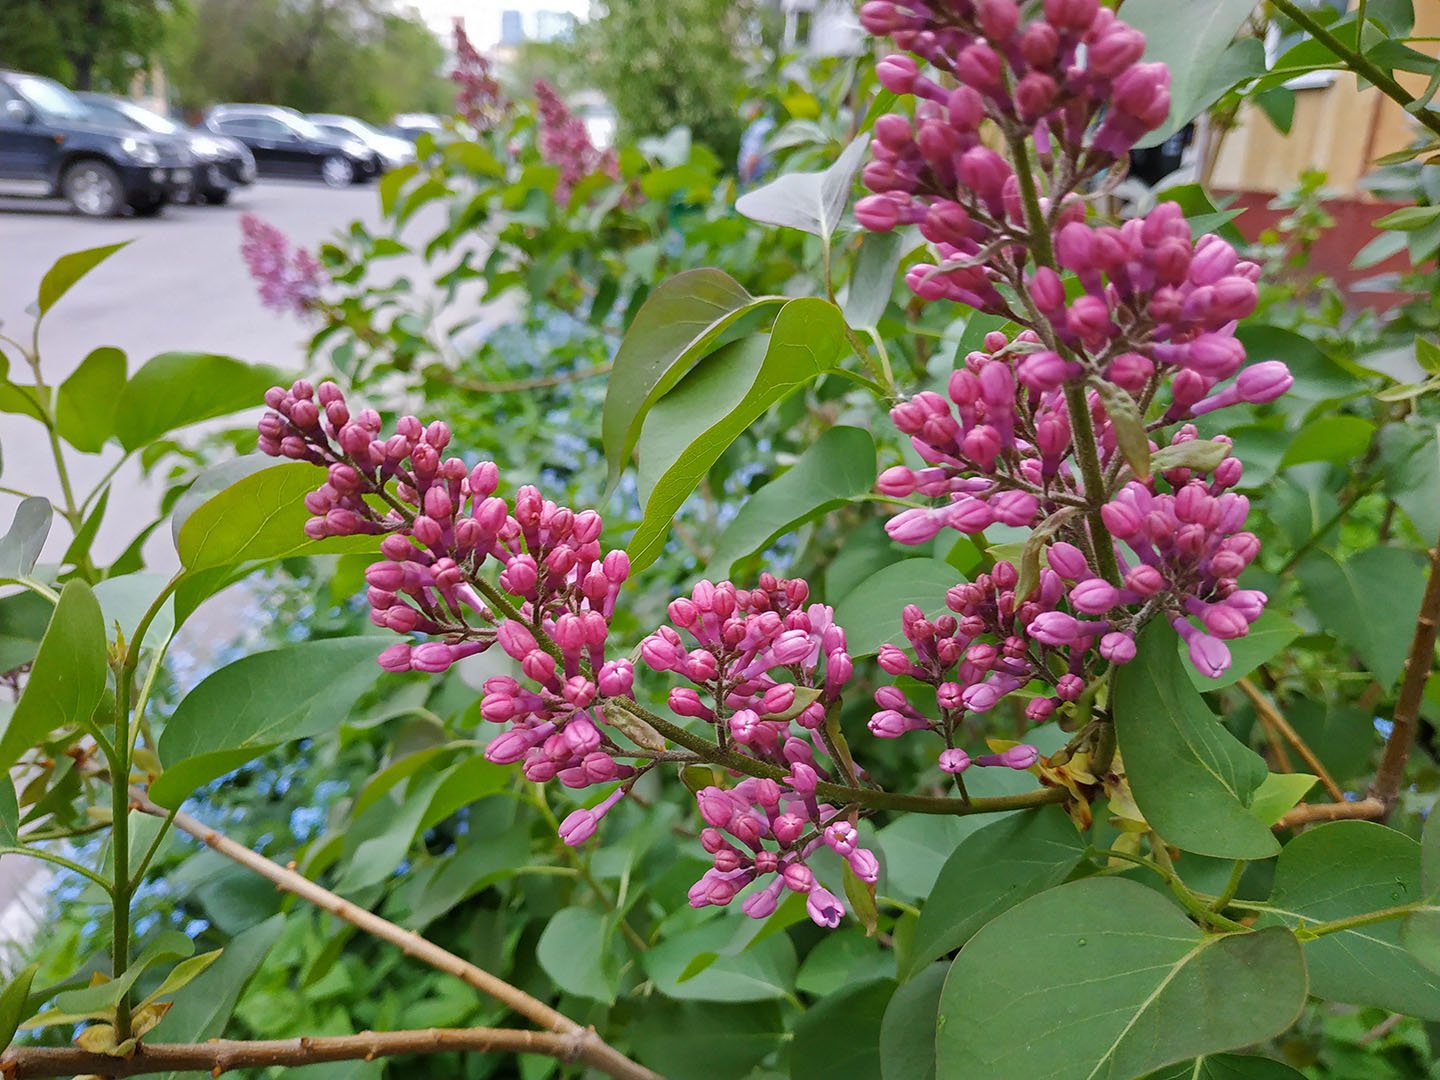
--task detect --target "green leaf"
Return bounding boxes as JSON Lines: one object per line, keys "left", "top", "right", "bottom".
{"left": 936, "top": 878, "right": 1307, "bottom": 1080}
{"left": 0, "top": 498, "right": 52, "bottom": 583}
{"left": 1403, "top": 806, "right": 1440, "bottom": 975}
{"left": 631, "top": 1000, "right": 784, "bottom": 1080}
{"left": 114, "top": 352, "right": 284, "bottom": 451}
{"left": 904, "top": 809, "right": 1085, "bottom": 978}
{"left": 1295, "top": 547, "right": 1427, "bottom": 688}
{"left": 176, "top": 461, "right": 380, "bottom": 571}
{"left": 51, "top": 931, "right": 194, "bottom": 1019}
{"left": 880, "top": 964, "right": 946, "bottom": 1080}
{"left": 1124, "top": 0, "right": 1264, "bottom": 147}
{"left": 62, "top": 486, "right": 108, "bottom": 571}
{"left": 1143, "top": 1055, "right": 1308, "bottom": 1080}
{"left": 707, "top": 426, "right": 876, "bottom": 578}
{"left": 0, "top": 769, "right": 17, "bottom": 848}
{"left": 403, "top": 826, "right": 530, "bottom": 929}
{"left": 1093, "top": 380, "right": 1151, "bottom": 478}
{"left": 0, "top": 581, "right": 106, "bottom": 773}
{"left": 601, "top": 268, "right": 782, "bottom": 491}
{"left": 793, "top": 978, "right": 896, "bottom": 1080}
{"left": 642, "top": 918, "right": 797, "bottom": 1002}
{"left": 1262, "top": 821, "right": 1440, "bottom": 1018}
{"left": 1247, "top": 772, "right": 1317, "bottom": 826}
{"left": 1279, "top": 415, "right": 1375, "bottom": 468}
{"left": 734, "top": 136, "right": 867, "bottom": 238}
{"left": 844, "top": 231, "right": 908, "bottom": 331}
{"left": 38, "top": 241, "right": 130, "bottom": 315}
{"left": 1373, "top": 204, "right": 1440, "bottom": 231}
{"left": 0, "top": 965, "right": 37, "bottom": 1053}
{"left": 536, "top": 907, "right": 617, "bottom": 1004}
{"left": 1254, "top": 87, "right": 1296, "bottom": 135}
{"left": 833, "top": 558, "right": 959, "bottom": 659}
{"left": 139, "top": 950, "right": 224, "bottom": 1007}
{"left": 148, "top": 914, "right": 285, "bottom": 1069}
{"left": 151, "top": 638, "right": 384, "bottom": 807}
{"left": 55, "top": 347, "right": 127, "bottom": 453}
{"left": 1113, "top": 623, "right": 1279, "bottom": 859}
{"left": 1181, "top": 611, "right": 1302, "bottom": 692}
{"left": 629, "top": 298, "right": 847, "bottom": 571}
{"left": 0, "top": 591, "right": 50, "bottom": 676}
{"left": 1377, "top": 421, "right": 1440, "bottom": 542}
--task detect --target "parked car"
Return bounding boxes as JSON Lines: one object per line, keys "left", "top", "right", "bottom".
{"left": 77, "top": 92, "right": 254, "bottom": 204}
{"left": 387, "top": 113, "right": 445, "bottom": 143}
{"left": 0, "top": 69, "right": 190, "bottom": 217}
{"left": 201, "top": 105, "right": 379, "bottom": 187}
{"left": 307, "top": 113, "right": 416, "bottom": 171}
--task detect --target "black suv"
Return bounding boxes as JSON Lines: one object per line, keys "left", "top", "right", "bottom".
{"left": 78, "top": 92, "right": 255, "bottom": 205}
{"left": 0, "top": 69, "right": 191, "bottom": 217}
{"left": 201, "top": 105, "right": 379, "bottom": 187}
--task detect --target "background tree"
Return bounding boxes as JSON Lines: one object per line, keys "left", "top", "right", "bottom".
{"left": 577, "top": 0, "right": 755, "bottom": 161}
{"left": 163, "top": 0, "right": 448, "bottom": 121}
{"left": 0, "top": 0, "right": 175, "bottom": 90}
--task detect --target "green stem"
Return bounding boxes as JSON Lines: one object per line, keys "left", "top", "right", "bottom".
{"left": 1210, "top": 860, "right": 1246, "bottom": 914}
{"left": 0, "top": 845, "right": 114, "bottom": 892}
{"left": 1064, "top": 383, "right": 1123, "bottom": 585}
{"left": 1006, "top": 131, "right": 1121, "bottom": 585}
{"left": 131, "top": 807, "right": 177, "bottom": 884}
{"left": 1269, "top": 0, "right": 1440, "bottom": 138}
{"left": 1094, "top": 846, "right": 1248, "bottom": 932}
{"left": 1302, "top": 902, "right": 1433, "bottom": 939}
{"left": 109, "top": 701, "right": 133, "bottom": 1042}
{"left": 612, "top": 698, "right": 1068, "bottom": 817}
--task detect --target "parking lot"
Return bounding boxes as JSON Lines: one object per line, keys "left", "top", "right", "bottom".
{"left": 0, "top": 179, "right": 383, "bottom": 569}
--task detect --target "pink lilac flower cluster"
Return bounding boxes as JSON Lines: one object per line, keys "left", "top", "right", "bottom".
{"left": 639, "top": 576, "right": 874, "bottom": 925}
{"left": 855, "top": 0, "right": 1168, "bottom": 299}
{"left": 452, "top": 19, "right": 506, "bottom": 130}
{"left": 854, "top": 0, "right": 1291, "bottom": 703}
{"left": 871, "top": 557, "right": 1128, "bottom": 768}
{"left": 258, "top": 380, "right": 644, "bottom": 833}
{"left": 534, "top": 79, "right": 619, "bottom": 203}
{"left": 240, "top": 214, "right": 324, "bottom": 317}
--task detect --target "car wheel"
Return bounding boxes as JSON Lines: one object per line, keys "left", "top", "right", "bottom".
{"left": 320, "top": 155, "right": 354, "bottom": 188}
{"left": 203, "top": 188, "right": 231, "bottom": 206}
{"left": 62, "top": 159, "right": 123, "bottom": 218}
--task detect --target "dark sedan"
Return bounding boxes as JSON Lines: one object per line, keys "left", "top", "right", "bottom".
{"left": 0, "top": 69, "right": 188, "bottom": 216}
{"left": 201, "top": 105, "right": 379, "bottom": 187}
{"left": 78, "top": 92, "right": 254, "bottom": 204}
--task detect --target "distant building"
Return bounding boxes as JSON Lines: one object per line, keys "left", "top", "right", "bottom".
{"left": 781, "top": 0, "right": 863, "bottom": 57}
{"left": 500, "top": 10, "right": 525, "bottom": 46}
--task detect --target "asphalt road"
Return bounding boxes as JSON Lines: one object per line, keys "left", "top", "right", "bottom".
{"left": 0, "top": 179, "right": 384, "bottom": 570}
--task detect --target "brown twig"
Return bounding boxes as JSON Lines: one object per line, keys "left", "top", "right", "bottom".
{"left": 0, "top": 1028, "right": 580, "bottom": 1078}
{"left": 1368, "top": 537, "right": 1440, "bottom": 817}
{"left": 1274, "top": 797, "right": 1384, "bottom": 831}
{"left": 1237, "top": 678, "right": 1345, "bottom": 801}
{"left": 127, "top": 790, "right": 662, "bottom": 1080}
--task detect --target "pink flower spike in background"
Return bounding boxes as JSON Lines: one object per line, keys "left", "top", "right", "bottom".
{"left": 240, "top": 213, "right": 325, "bottom": 317}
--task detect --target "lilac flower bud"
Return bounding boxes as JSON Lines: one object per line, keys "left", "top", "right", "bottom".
{"left": 377, "top": 643, "right": 412, "bottom": 672}
{"left": 559, "top": 787, "right": 625, "bottom": 846}
{"left": 1028, "top": 611, "right": 1083, "bottom": 646}
{"left": 783, "top": 862, "right": 815, "bottom": 893}
{"left": 978, "top": 0, "right": 1020, "bottom": 40}
{"left": 977, "top": 744, "right": 1040, "bottom": 769}
{"left": 1047, "top": 542, "right": 1091, "bottom": 580}
{"left": 742, "top": 878, "right": 787, "bottom": 919}
{"left": 1045, "top": 0, "right": 1098, "bottom": 31}
{"left": 876, "top": 53, "right": 918, "bottom": 94}
{"left": 1236, "top": 361, "right": 1293, "bottom": 404}
{"left": 949, "top": 496, "right": 995, "bottom": 533}
{"left": 1069, "top": 578, "right": 1121, "bottom": 614}
{"left": 1100, "top": 632, "right": 1137, "bottom": 663}
{"left": 886, "top": 506, "right": 947, "bottom": 545}
{"left": 806, "top": 886, "right": 845, "bottom": 929}
{"left": 497, "top": 621, "right": 539, "bottom": 661}
{"left": 939, "top": 748, "right": 971, "bottom": 773}
{"left": 824, "top": 821, "right": 858, "bottom": 857}
{"left": 955, "top": 43, "right": 1003, "bottom": 90}
{"left": 855, "top": 194, "right": 903, "bottom": 232}
{"left": 1089, "top": 24, "right": 1146, "bottom": 75}
{"left": 486, "top": 727, "right": 542, "bottom": 765}
{"left": 787, "top": 761, "right": 820, "bottom": 795}
{"left": 848, "top": 848, "right": 881, "bottom": 884}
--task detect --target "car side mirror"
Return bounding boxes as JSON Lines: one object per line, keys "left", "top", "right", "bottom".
{"left": 4, "top": 99, "right": 34, "bottom": 124}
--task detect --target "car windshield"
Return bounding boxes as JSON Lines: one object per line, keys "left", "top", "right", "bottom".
{"left": 279, "top": 113, "right": 327, "bottom": 139}
{"left": 12, "top": 75, "right": 90, "bottom": 122}
{"left": 115, "top": 100, "right": 179, "bottom": 135}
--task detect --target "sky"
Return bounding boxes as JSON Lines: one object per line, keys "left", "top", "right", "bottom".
{"left": 406, "top": 0, "right": 593, "bottom": 47}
